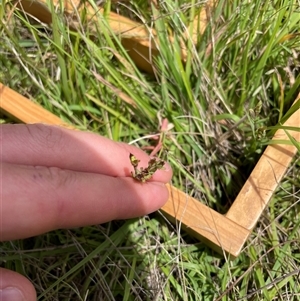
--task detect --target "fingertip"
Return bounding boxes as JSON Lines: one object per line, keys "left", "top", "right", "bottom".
{"left": 151, "top": 161, "right": 173, "bottom": 183}
{"left": 135, "top": 181, "right": 170, "bottom": 213}
{"left": 0, "top": 268, "right": 36, "bottom": 301}
{"left": 151, "top": 182, "right": 170, "bottom": 207}
{"left": 162, "top": 161, "right": 173, "bottom": 179}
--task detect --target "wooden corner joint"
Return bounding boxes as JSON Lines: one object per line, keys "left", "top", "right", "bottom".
{"left": 162, "top": 185, "right": 250, "bottom": 259}
{"left": 162, "top": 97, "right": 300, "bottom": 258}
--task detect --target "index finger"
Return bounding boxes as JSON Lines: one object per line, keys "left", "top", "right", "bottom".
{"left": 1, "top": 124, "right": 172, "bottom": 182}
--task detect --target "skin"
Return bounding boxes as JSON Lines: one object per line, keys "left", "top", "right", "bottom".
{"left": 0, "top": 124, "right": 172, "bottom": 301}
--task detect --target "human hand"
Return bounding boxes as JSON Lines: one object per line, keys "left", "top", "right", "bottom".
{"left": 0, "top": 124, "right": 172, "bottom": 301}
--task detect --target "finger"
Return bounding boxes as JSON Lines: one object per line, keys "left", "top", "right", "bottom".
{"left": 0, "top": 268, "right": 36, "bottom": 301}
{"left": 1, "top": 124, "right": 172, "bottom": 182}
{"left": 1, "top": 162, "right": 169, "bottom": 241}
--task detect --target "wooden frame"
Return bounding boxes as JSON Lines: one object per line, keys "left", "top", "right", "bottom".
{"left": 1, "top": 83, "right": 299, "bottom": 259}
{"left": 2, "top": 0, "right": 300, "bottom": 258}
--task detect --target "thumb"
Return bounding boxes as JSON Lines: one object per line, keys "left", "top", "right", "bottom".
{"left": 0, "top": 268, "right": 36, "bottom": 301}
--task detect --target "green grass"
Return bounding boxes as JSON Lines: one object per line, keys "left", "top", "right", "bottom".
{"left": 1, "top": 0, "right": 300, "bottom": 300}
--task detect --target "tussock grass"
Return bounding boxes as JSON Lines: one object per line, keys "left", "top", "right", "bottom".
{"left": 1, "top": 0, "right": 299, "bottom": 300}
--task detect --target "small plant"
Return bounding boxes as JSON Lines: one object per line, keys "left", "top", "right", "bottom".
{"left": 129, "top": 153, "right": 165, "bottom": 183}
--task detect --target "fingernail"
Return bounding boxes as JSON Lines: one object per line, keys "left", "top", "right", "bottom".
{"left": 0, "top": 287, "right": 25, "bottom": 301}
